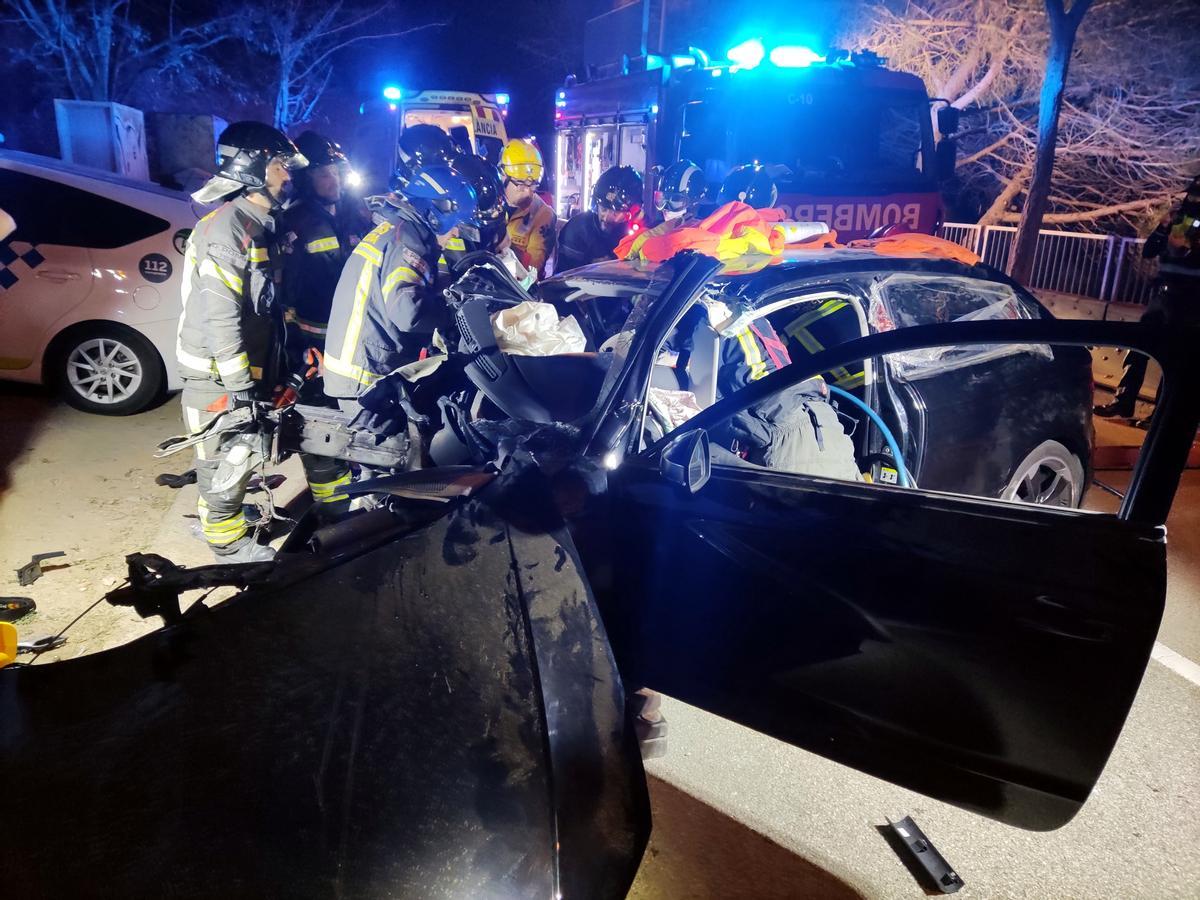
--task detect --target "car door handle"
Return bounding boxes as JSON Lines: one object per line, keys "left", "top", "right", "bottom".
{"left": 35, "top": 269, "right": 82, "bottom": 283}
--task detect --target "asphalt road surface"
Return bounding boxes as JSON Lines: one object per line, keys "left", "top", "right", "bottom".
{"left": 1, "top": 381, "right": 1196, "bottom": 898}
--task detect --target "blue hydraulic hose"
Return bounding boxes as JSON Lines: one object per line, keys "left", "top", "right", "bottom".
{"left": 826, "top": 384, "right": 912, "bottom": 488}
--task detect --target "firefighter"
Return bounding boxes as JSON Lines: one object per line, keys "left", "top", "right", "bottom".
{"left": 394, "top": 123, "right": 457, "bottom": 190}
{"left": 441, "top": 152, "right": 506, "bottom": 260}
{"left": 667, "top": 303, "right": 855, "bottom": 476}
{"left": 1097, "top": 176, "right": 1200, "bottom": 418}
{"left": 276, "top": 130, "right": 355, "bottom": 503}
{"left": 279, "top": 131, "right": 357, "bottom": 355}
{"left": 500, "top": 139, "right": 556, "bottom": 278}
{"left": 555, "top": 165, "right": 643, "bottom": 273}
{"left": 717, "top": 164, "right": 779, "bottom": 209}
{"left": 180, "top": 122, "right": 351, "bottom": 562}
{"left": 323, "top": 165, "right": 480, "bottom": 427}
{"left": 654, "top": 159, "right": 707, "bottom": 226}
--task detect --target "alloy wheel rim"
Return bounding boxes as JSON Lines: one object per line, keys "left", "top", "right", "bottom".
{"left": 66, "top": 338, "right": 143, "bottom": 404}
{"left": 1004, "top": 453, "right": 1079, "bottom": 507}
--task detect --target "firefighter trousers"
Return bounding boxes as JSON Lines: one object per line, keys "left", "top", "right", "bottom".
{"left": 181, "top": 382, "right": 352, "bottom": 554}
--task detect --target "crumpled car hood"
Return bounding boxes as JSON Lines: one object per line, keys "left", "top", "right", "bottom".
{"left": 0, "top": 463, "right": 648, "bottom": 899}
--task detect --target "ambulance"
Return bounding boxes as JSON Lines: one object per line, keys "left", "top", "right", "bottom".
{"left": 352, "top": 90, "right": 510, "bottom": 191}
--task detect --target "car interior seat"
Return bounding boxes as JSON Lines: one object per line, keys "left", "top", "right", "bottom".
{"left": 685, "top": 325, "right": 721, "bottom": 409}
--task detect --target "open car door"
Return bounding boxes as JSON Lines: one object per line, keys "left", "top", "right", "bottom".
{"left": 601, "top": 317, "right": 1200, "bottom": 830}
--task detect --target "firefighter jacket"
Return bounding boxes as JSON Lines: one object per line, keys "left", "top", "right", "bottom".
{"left": 668, "top": 307, "right": 823, "bottom": 454}
{"left": 506, "top": 193, "right": 556, "bottom": 278}
{"left": 279, "top": 198, "right": 360, "bottom": 346}
{"left": 555, "top": 211, "right": 621, "bottom": 273}
{"left": 176, "top": 195, "right": 282, "bottom": 394}
{"left": 322, "top": 202, "right": 444, "bottom": 399}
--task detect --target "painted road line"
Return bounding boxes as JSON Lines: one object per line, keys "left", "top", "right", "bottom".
{"left": 1152, "top": 641, "right": 1200, "bottom": 688}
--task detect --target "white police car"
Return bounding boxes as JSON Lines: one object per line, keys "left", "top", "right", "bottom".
{"left": 0, "top": 151, "right": 199, "bottom": 414}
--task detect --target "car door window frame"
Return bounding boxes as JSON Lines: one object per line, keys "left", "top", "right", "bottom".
{"left": 638, "top": 318, "right": 1198, "bottom": 526}
{"left": 0, "top": 168, "right": 170, "bottom": 249}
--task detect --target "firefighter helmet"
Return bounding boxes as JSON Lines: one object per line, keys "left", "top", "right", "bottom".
{"left": 192, "top": 121, "right": 308, "bottom": 203}
{"left": 655, "top": 159, "right": 706, "bottom": 215}
{"left": 718, "top": 164, "right": 778, "bottom": 209}
{"left": 394, "top": 124, "right": 456, "bottom": 190}
{"left": 499, "top": 139, "right": 544, "bottom": 183}
{"left": 400, "top": 165, "right": 480, "bottom": 241}
{"left": 294, "top": 131, "right": 347, "bottom": 169}
{"left": 451, "top": 152, "right": 507, "bottom": 250}
{"left": 592, "top": 165, "right": 643, "bottom": 212}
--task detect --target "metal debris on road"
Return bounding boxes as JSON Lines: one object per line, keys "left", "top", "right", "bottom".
{"left": 884, "top": 815, "right": 964, "bottom": 893}
{"left": 16, "top": 552, "right": 68, "bottom": 586}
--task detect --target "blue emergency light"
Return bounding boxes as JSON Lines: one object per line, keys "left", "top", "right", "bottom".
{"left": 382, "top": 85, "right": 402, "bottom": 101}
{"left": 769, "top": 46, "right": 825, "bottom": 67}
{"left": 495, "top": 92, "right": 510, "bottom": 106}
{"left": 726, "top": 38, "right": 765, "bottom": 69}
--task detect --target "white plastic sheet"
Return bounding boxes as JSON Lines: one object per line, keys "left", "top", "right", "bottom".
{"left": 491, "top": 301, "right": 587, "bottom": 356}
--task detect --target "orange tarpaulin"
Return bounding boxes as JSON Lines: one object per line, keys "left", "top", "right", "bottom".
{"left": 615, "top": 202, "right": 788, "bottom": 262}
{"left": 846, "top": 232, "right": 981, "bottom": 266}
{"left": 614, "top": 203, "right": 983, "bottom": 267}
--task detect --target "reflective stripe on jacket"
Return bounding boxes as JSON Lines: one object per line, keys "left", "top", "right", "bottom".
{"left": 279, "top": 198, "right": 357, "bottom": 339}
{"left": 322, "top": 202, "right": 443, "bottom": 399}
{"left": 176, "top": 195, "right": 280, "bottom": 392}
{"left": 507, "top": 193, "right": 557, "bottom": 278}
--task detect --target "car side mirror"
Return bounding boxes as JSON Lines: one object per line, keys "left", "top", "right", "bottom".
{"left": 935, "top": 138, "right": 957, "bottom": 182}
{"left": 936, "top": 105, "right": 961, "bottom": 136}
{"left": 659, "top": 429, "right": 711, "bottom": 493}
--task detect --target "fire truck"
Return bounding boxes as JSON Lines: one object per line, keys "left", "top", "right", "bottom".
{"left": 552, "top": 39, "right": 958, "bottom": 241}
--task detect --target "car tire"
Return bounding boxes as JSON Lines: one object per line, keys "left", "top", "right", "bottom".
{"left": 53, "top": 324, "right": 165, "bottom": 416}
{"left": 1000, "top": 440, "right": 1086, "bottom": 508}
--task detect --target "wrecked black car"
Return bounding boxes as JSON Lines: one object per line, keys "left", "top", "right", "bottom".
{"left": 3, "top": 251, "right": 1198, "bottom": 898}
{"left": 540, "top": 252, "right": 1095, "bottom": 505}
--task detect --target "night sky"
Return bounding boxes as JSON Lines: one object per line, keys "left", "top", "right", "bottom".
{"left": 0, "top": 0, "right": 856, "bottom": 160}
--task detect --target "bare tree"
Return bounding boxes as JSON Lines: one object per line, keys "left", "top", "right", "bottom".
{"left": 1007, "top": 0, "right": 1092, "bottom": 284}
{"left": 3, "top": 0, "right": 231, "bottom": 102}
{"left": 846, "top": 0, "right": 1200, "bottom": 236}
{"left": 250, "top": 1, "right": 444, "bottom": 133}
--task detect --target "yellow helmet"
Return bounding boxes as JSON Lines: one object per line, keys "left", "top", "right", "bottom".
{"left": 500, "top": 139, "right": 544, "bottom": 182}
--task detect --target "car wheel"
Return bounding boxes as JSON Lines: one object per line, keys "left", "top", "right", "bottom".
{"left": 55, "top": 325, "right": 165, "bottom": 415}
{"left": 1000, "top": 440, "right": 1085, "bottom": 508}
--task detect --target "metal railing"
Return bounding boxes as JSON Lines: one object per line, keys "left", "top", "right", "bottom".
{"left": 937, "top": 222, "right": 1154, "bottom": 305}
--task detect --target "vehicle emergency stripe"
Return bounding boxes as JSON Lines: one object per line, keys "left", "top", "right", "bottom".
{"left": 215, "top": 353, "right": 251, "bottom": 378}
{"left": 310, "top": 472, "right": 353, "bottom": 502}
{"left": 735, "top": 328, "right": 769, "bottom": 381}
{"left": 306, "top": 237, "right": 340, "bottom": 254}
{"left": 248, "top": 246, "right": 269, "bottom": 263}
{"left": 381, "top": 266, "right": 421, "bottom": 299}
{"left": 199, "top": 258, "right": 244, "bottom": 293}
